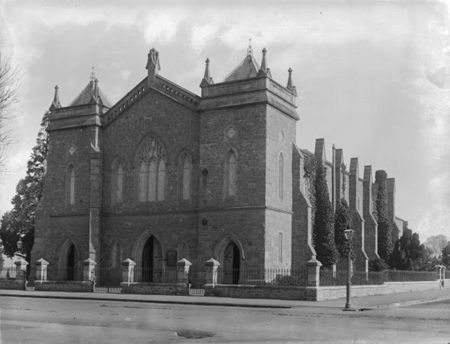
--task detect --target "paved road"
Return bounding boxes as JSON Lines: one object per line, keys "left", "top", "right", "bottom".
{"left": 0, "top": 296, "right": 449, "bottom": 343}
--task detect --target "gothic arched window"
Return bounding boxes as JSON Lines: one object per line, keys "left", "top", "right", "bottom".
{"left": 148, "top": 160, "right": 157, "bottom": 201}
{"left": 225, "top": 150, "right": 237, "bottom": 197}
{"left": 67, "top": 165, "right": 75, "bottom": 205}
{"left": 138, "top": 161, "right": 148, "bottom": 202}
{"left": 157, "top": 160, "right": 166, "bottom": 201}
{"left": 181, "top": 153, "right": 192, "bottom": 200}
{"left": 135, "top": 135, "right": 167, "bottom": 202}
{"left": 279, "top": 153, "right": 284, "bottom": 199}
{"left": 112, "top": 160, "right": 124, "bottom": 204}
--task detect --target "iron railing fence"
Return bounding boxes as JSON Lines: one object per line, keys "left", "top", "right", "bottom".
{"left": 216, "top": 267, "right": 308, "bottom": 286}
{"left": 320, "top": 270, "right": 385, "bottom": 286}
{"left": 385, "top": 270, "right": 438, "bottom": 282}
{"left": 96, "top": 267, "right": 178, "bottom": 286}
{"left": 320, "top": 269, "right": 441, "bottom": 287}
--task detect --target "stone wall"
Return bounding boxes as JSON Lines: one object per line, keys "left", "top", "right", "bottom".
{"left": 313, "top": 280, "right": 442, "bottom": 301}
{"left": 121, "top": 282, "right": 188, "bottom": 295}
{"left": 0, "top": 279, "right": 26, "bottom": 290}
{"left": 204, "top": 280, "right": 444, "bottom": 301}
{"left": 35, "top": 281, "right": 94, "bottom": 292}
{"left": 204, "top": 283, "right": 306, "bottom": 300}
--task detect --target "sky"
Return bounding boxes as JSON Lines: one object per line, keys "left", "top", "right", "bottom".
{"left": 0, "top": 0, "right": 449, "bottom": 241}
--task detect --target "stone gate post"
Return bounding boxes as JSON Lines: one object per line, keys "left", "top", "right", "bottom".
{"left": 83, "top": 258, "right": 96, "bottom": 282}
{"left": 176, "top": 258, "right": 192, "bottom": 284}
{"left": 35, "top": 258, "right": 49, "bottom": 282}
{"left": 205, "top": 258, "right": 220, "bottom": 287}
{"left": 121, "top": 258, "right": 136, "bottom": 285}
{"left": 306, "top": 257, "right": 322, "bottom": 287}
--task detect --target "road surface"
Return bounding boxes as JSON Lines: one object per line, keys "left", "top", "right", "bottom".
{"left": 0, "top": 296, "right": 449, "bottom": 343}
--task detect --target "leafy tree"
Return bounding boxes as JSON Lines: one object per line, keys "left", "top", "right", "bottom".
{"left": 389, "top": 229, "right": 430, "bottom": 270}
{"left": 334, "top": 199, "right": 352, "bottom": 258}
{"left": 374, "top": 171, "right": 393, "bottom": 262}
{"left": 0, "top": 54, "right": 17, "bottom": 169}
{"left": 0, "top": 115, "right": 48, "bottom": 261}
{"left": 442, "top": 242, "right": 450, "bottom": 267}
{"left": 313, "top": 162, "right": 338, "bottom": 266}
{"left": 424, "top": 235, "right": 448, "bottom": 258}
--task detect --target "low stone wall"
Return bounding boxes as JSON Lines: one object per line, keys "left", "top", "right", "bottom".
{"left": 204, "top": 280, "right": 446, "bottom": 301}
{"left": 313, "top": 280, "right": 442, "bottom": 301}
{"left": 121, "top": 282, "right": 189, "bottom": 296}
{"left": 0, "top": 279, "right": 26, "bottom": 290}
{"left": 204, "top": 284, "right": 306, "bottom": 300}
{"left": 35, "top": 281, "right": 94, "bottom": 292}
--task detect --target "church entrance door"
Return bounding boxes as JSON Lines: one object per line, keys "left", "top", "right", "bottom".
{"left": 67, "top": 244, "right": 75, "bottom": 281}
{"left": 141, "top": 236, "right": 162, "bottom": 282}
{"left": 223, "top": 241, "right": 240, "bottom": 284}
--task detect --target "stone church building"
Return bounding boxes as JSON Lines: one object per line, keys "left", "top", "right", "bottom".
{"left": 31, "top": 46, "right": 405, "bottom": 286}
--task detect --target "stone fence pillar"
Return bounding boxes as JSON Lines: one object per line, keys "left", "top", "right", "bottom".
{"left": 306, "top": 257, "right": 322, "bottom": 287}
{"left": 35, "top": 258, "right": 49, "bottom": 282}
{"left": 83, "top": 258, "right": 96, "bottom": 282}
{"left": 205, "top": 258, "right": 220, "bottom": 286}
{"left": 176, "top": 258, "right": 192, "bottom": 284}
{"left": 121, "top": 258, "right": 136, "bottom": 285}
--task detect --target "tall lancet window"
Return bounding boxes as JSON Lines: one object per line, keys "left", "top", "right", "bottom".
{"left": 135, "top": 135, "right": 167, "bottom": 203}
{"left": 279, "top": 153, "right": 284, "bottom": 199}
{"left": 138, "top": 161, "right": 148, "bottom": 202}
{"left": 148, "top": 160, "right": 157, "bottom": 201}
{"left": 157, "top": 160, "right": 166, "bottom": 201}
{"left": 68, "top": 165, "right": 75, "bottom": 205}
{"left": 225, "top": 150, "right": 237, "bottom": 197}
{"left": 112, "top": 161, "right": 124, "bottom": 204}
{"left": 181, "top": 154, "right": 192, "bottom": 200}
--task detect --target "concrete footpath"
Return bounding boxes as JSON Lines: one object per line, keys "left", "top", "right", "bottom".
{"left": 1, "top": 287, "right": 450, "bottom": 310}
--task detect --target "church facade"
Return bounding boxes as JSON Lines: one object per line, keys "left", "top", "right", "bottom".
{"left": 31, "top": 47, "right": 404, "bottom": 286}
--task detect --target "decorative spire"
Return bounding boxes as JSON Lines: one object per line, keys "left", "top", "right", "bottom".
{"left": 146, "top": 48, "right": 161, "bottom": 84}
{"left": 257, "top": 48, "right": 269, "bottom": 77}
{"left": 49, "top": 85, "right": 62, "bottom": 111}
{"left": 90, "top": 66, "right": 96, "bottom": 82}
{"left": 286, "top": 67, "right": 297, "bottom": 96}
{"left": 200, "top": 57, "right": 214, "bottom": 88}
{"left": 247, "top": 38, "right": 253, "bottom": 56}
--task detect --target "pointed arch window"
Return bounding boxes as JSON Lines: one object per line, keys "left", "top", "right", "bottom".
{"left": 157, "top": 160, "right": 166, "bottom": 201}
{"left": 67, "top": 165, "right": 75, "bottom": 205}
{"left": 181, "top": 153, "right": 192, "bottom": 200}
{"left": 138, "top": 161, "right": 148, "bottom": 202}
{"left": 110, "top": 242, "right": 122, "bottom": 269}
{"left": 135, "top": 135, "right": 167, "bottom": 202}
{"left": 112, "top": 161, "right": 124, "bottom": 204}
{"left": 279, "top": 153, "right": 284, "bottom": 199}
{"left": 225, "top": 150, "right": 237, "bottom": 197}
{"left": 148, "top": 160, "right": 157, "bottom": 201}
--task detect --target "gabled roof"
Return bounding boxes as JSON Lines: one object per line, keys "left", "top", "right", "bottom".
{"left": 223, "top": 53, "right": 260, "bottom": 82}
{"left": 70, "top": 77, "right": 112, "bottom": 108}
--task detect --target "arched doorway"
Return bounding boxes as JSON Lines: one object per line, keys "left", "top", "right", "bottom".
{"left": 141, "top": 236, "right": 162, "bottom": 282}
{"left": 223, "top": 241, "right": 240, "bottom": 284}
{"left": 67, "top": 244, "right": 75, "bottom": 281}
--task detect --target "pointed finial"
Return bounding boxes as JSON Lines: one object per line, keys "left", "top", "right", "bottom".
{"left": 200, "top": 57, "right": 213, "bottom": 88}
{"left": 49, "top": 84, "right": 62, "bottom": 111}
{"left": 261, "top": 48, "right": 267, "bottom": 71}
{"left": 247, "top": 38, "right": 253, "bottom": 56}
{"left": 257, "top": 48, "right": 268, "bottom": 77}
{"left": 286, "top": 67, "right": 297, "bottom": 96}
{"left": 146, "top": 48, "right": 161, "bottom": 84}
{"left": 90, "top": 66, "right": 96, "bottom": 82}
{"left": 204, "top": 58, "right": 210, "bottom": 79}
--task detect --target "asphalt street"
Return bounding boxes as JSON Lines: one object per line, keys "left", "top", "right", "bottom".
{"left": 0, "top": 296, "right": 449, "bottom": 343}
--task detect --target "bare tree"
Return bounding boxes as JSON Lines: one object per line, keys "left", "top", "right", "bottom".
{"left": 0, "top": 53, "right": 17, "bottom": 170}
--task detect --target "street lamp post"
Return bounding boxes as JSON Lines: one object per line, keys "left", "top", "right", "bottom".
{"left": 343, "top": 228, "right": 355, "bottom": 311}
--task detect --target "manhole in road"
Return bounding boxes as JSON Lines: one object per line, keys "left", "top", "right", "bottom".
{"left": 175, "top": 329, "right": 215, "bottom": 339}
